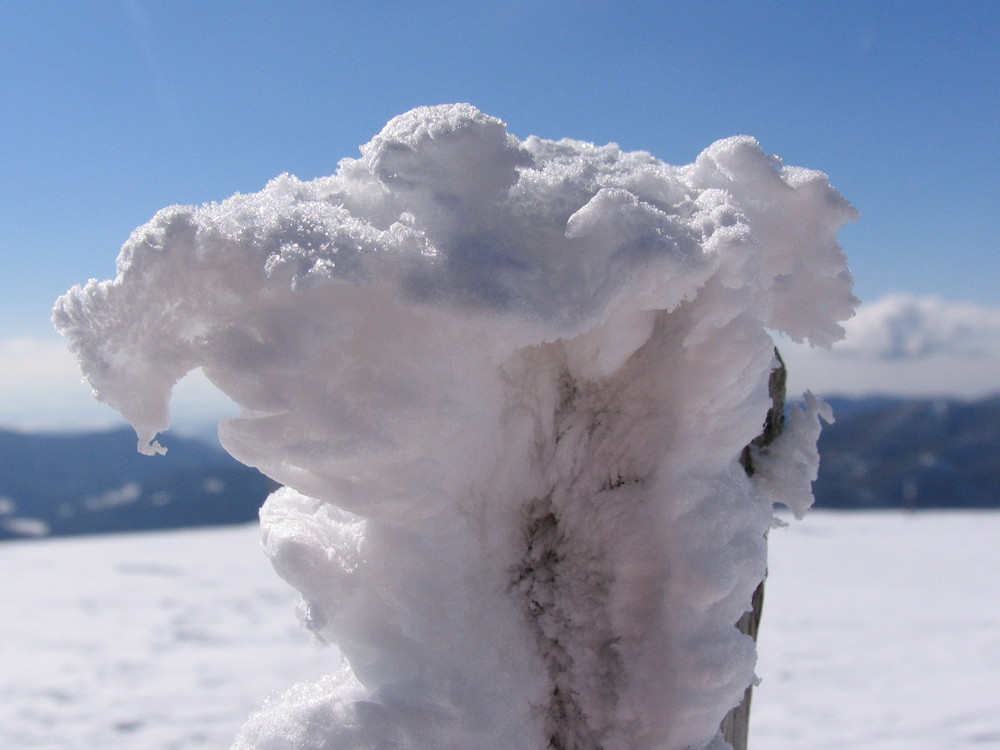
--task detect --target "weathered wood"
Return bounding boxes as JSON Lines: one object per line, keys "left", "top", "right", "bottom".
{"left": 721, "top": 350, "right": 786, "bottom": 750}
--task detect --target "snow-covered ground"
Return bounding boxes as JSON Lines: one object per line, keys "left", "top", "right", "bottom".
{"left": 0, "top": 525, "right": 334, "bottom": 750}
{"left": 2, "top": 511, "right": 998, "bottom": 750}
{"left": 753, "top": 510, "right": 1000, "bottom": 750}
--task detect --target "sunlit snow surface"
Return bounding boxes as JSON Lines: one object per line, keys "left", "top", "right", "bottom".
{"left": 753, "top": 511, "right": 1000, "bottom": 750}
{"left": 0, "top": 526, "right": 333, "bottom": 750}
{"left": 2, "top": 512, "right": 998, "bottom": 750}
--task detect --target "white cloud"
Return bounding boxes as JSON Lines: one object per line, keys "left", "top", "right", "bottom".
{"left": 0, "top": 337, "right": 236, "bottom": 432}
{"left": 836, "top": 294, "right": 1000, "bottom": 359}
{"left": 778, "top": 295, "right": 1000, "bottom": 398}
{"left": 1, "top": 337, "right": 87, "bottom": 390}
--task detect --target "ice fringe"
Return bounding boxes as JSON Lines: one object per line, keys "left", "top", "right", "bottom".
{"left": 54, "top": 104, "right": 856, "bottom": 749}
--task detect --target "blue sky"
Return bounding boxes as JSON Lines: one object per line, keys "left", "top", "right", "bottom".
{"left": 2, "top": 1, "right": 999, "bottom": 429}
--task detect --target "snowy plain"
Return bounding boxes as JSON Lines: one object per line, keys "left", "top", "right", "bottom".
{"left": 2, "top": 510, "right": 998, "bottom": 750}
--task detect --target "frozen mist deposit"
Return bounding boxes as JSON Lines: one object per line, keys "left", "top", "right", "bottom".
{"left": 54, "top": 104, "right": 856, "bottom": 750}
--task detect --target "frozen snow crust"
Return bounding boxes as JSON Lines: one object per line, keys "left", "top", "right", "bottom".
{"left": 54, "top": 104, "right": 856, "bottom": 750}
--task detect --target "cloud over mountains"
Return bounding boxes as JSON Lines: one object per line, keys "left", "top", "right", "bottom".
{"left": 836, "top": 294, "right": 1000, "bottom": 360}
{"left": 0, "top": 337, "right": 235, "bottom": 431}
{"left": 780, "top": 295, "right": 1000, "bottom": 398}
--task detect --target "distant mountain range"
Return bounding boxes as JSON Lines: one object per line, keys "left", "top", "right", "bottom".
{"left": 1, "top": 394, "right": 997, "bottom": 540}
{"left": 0, "top": 428, "right": 276, "bottom": 541}
{"left": 815, "top": 395, "right": 1000, "bottom": 510}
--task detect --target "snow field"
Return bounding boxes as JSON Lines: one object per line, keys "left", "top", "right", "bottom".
{"left": 0, "top": 525, "right": 333, "bottom": 750}
{"left": 752, "top": 510, "right": 1000, "bottom": 750}
{"left": 3, "top": 511, "right": 998, "bottom": 749}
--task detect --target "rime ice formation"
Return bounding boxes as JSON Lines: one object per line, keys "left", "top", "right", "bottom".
{"left": 54, "top": 104, "right": 856, "bottom": 750}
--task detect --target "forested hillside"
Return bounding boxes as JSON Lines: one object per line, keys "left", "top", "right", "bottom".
{"left": 815, "top": 395, "right": 1000, "bottom": 509}
{"left": 0, "top": 428, "right": 275, "bottom": 540}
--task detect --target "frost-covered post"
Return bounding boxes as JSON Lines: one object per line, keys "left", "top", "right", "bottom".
{"left": 55, "top": 104, "right": 854, "bottom": 750}
{"left": 722, "top": 350, "right": 786, "bottom": 750}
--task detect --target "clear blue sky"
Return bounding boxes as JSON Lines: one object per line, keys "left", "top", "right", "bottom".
{"left": 3, "top": 0, "right": 999, "bottom": 332}
{"left": 1, "top": 1, "right": 999, "bottom": 427}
